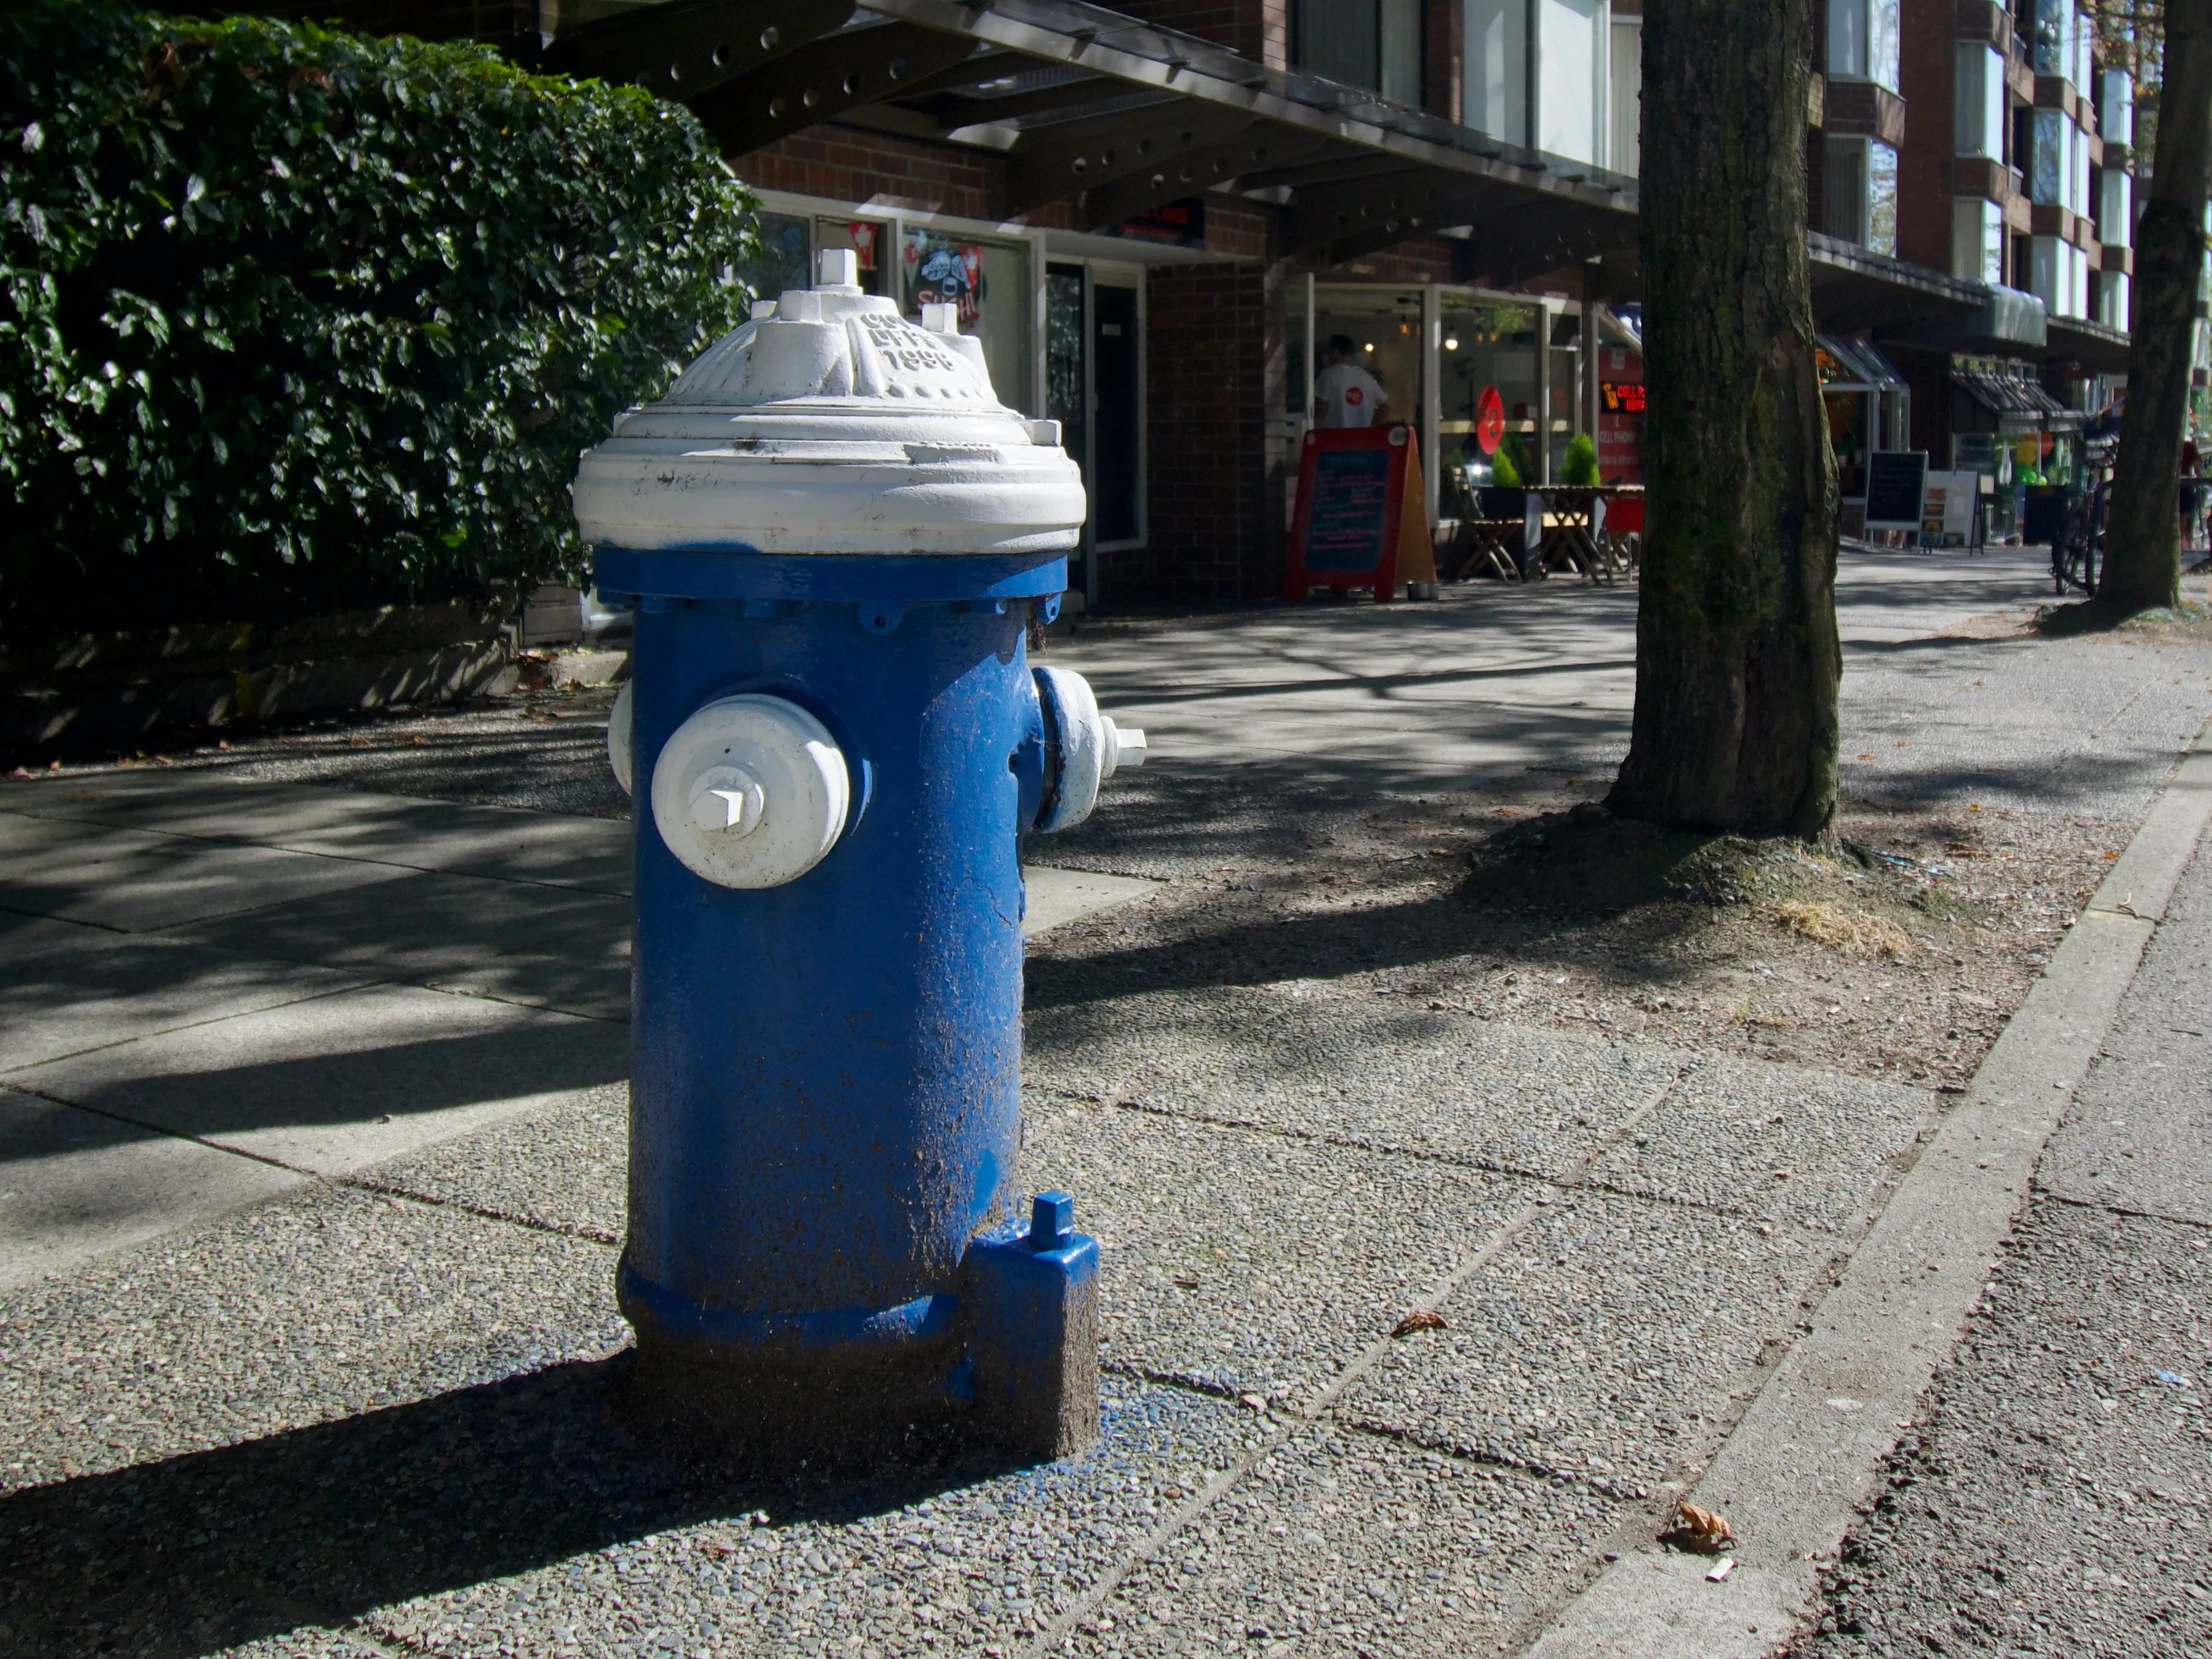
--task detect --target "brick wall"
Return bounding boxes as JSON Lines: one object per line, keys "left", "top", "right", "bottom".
{"left": 1125, "top": 262, "right": 1286, "bottom": 599}
{"left": 1424, "top": 0, "right": 1463, "bottom": 122}
{"left": 733, "top": 128, "right": 1007, "bottom": 221}
{"left": 1115, "top": 0, "right": 1289, "bottom": 69}
{"left": 1205, "top": 199, "right": 1275, "bottom": 261}
{"left": 1890, "top": 344, "right": 1953, "bottom": 459}
{"left": 1336, "top": 238, "right": 1458, "bottom": 284}
{"left": 1895, "top": 0, "right": 1957, "bottom": 273}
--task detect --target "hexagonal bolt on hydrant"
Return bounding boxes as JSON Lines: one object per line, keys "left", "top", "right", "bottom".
{"left": 574, "top": 249, "right": 1145, "bottom": 1468}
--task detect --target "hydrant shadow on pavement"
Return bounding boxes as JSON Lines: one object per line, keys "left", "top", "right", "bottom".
{"left": 0, "top": 1351, "right": 1050, "bottom": 1659}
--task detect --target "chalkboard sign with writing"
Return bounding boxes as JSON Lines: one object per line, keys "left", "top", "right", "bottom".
{"left": 1284, "top": 426, "right": 1436, "bottom": 600}
{"left": 1863, "top": 450, "right": 1929, "bottom": 530}
{"left": 1305, "top": 448, "right": 1393, "bottom": 570}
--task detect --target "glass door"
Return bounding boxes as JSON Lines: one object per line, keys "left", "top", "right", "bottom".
{"left": 1093, "top": 282, "right": 1143, "bottom": 549}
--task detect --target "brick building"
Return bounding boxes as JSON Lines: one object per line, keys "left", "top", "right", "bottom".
{"left": 270, "top": 0, "right": 2148, "bottom": 584}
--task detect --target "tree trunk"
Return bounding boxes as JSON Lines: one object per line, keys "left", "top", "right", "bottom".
{"left": 1607, "top": 0, "right": 1840, "bottom": 837}
{"left": 2100, "top": 0, "right": 2212, "bottom": 611}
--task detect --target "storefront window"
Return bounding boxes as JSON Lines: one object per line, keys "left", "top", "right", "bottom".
{"left": 902, "top": 228, "right": 1032, "bottom": 409}
{"left": 818, "top": 218, "right": 891, "bottom": 296}
{"left": 1313, "top": 287, "right": 1423, "bottom": 437}
{"left": 1439, "top": 299, "right": 1540, "bottom": 482}
{"left": 1826, "top": 391, "right": 1872, "bottom": 498}
{"left": 735, "top": 211, "right": 812, "bottom": 304}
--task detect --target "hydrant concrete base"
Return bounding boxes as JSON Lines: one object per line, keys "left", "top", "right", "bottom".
{"left": 619, "top": 1208, "right": 1100, "bottom": 1474}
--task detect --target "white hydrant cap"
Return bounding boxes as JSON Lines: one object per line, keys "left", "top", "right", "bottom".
{"left": 572, "top": 250, "right": 1086, "bottom": 556}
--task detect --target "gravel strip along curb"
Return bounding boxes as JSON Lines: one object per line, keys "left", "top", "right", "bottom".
{"left": 1520, "top": 729, "right": 2212, "bottom": 1659}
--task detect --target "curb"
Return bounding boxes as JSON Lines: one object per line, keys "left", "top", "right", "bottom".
{"left": 1520, "top": 733, "right": 2212, "bottom": 1659}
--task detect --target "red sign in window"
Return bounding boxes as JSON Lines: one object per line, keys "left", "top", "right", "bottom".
{"left": 1474, "top": 385, "right": 1505, "bottom": 456}
{"left": 1600, "top": 380, "right": 1647, "bottom": 414}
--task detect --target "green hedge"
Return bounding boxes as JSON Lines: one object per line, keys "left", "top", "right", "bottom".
{"left": 0, "top": 4, "right": 756, "bottom": 629}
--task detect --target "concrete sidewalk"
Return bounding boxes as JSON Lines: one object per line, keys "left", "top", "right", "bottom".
{"left": 2, "top": 547, "right": 2210, "bottom": 1659}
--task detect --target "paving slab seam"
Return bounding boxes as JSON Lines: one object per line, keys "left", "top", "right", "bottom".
{"left": 1015, "top": 1066, "right": 1692, "bottom": 1659}
{"left": 0, "top": 799, "right": 635, "bottom": 899}
{"left": 338, "top": 1173, "right": 627, "bottom": 1247}
{"left": 1046, "top": 1083, "right": 1607, "bottom": 1190}
{"left": 353, "top": 976, "right": 631, "bottom": 1026}
{"left": 0, "top": 979, "right": 370, "bottom": 1081}
{"left": 1516, "top": 722, "right": 2212, "bottom": 1659}
{"left": 1104, "top": 1353, "right": 1680, "bottom": 1505}
{"left": 2034, "top": 1185, "right": 2212, "bottom": 1233}
{"left": 0, "top": 1079, "right": 628, "bottom": 1253}
{"left": 0, "top": 899, "right": 132, "bottom": 937}
{"left": 1321, "top": 1410, "right": 1660, "bottom": 1504}
{"left": 1096, "top": 1357, "right": 1243, "bottom": 1401}
{"left": 1064, "top": 1085, "right": 1840, "bottom": 1231}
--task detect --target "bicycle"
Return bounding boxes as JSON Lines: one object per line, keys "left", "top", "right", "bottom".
{"left": 2051, "top": 476, "right": 2106, "bottom": 596}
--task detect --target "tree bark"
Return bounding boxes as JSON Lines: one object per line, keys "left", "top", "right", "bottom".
{"left": 1608, "top": 0, "right": 1840, "bottom": 837}
{"left": 2100, "top": 0, "right": 2212, "bottom": 611}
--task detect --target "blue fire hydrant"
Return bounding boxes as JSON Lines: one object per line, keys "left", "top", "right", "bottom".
{"left": 572, "top": 250, "right": 1144, "bottom": 1465}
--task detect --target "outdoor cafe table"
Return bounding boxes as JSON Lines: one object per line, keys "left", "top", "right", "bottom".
{"left": 1527, "top": 485, "right": 1634, "bottom": 581}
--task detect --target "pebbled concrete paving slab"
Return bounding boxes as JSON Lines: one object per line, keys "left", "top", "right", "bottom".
{"left": 1337, "top": 1189, "right": 1832, "bottom": 1496}
{"left": 1022, "top": 1101, "right": 1526, "bottom": 1406}
{"left": 0, "top": 929, "right": 367, "bottom": 1072}
{"left": 0, "top": 808, "right": 413, "bottom": 932}
{"left": 1058, "top": 1423, "right": 1626, "bottom": 1659}
{"left": 1028, "top": 983, "right": 1689, "bottom": 1182}
{"left": 0, "top": 1088, "right": 305, "bottom": 1288}
{"left": 1584, "top": 1055, "right": 1935, "bottom": 1235}
{"left": 4, "top": 548, "right": 2211, "bottom": 1659}
{"left": 0, "top": 1181, "right": 626, "bottom": 1496}
{"left": 1, "top": 769, "right": 631, "bottom": 893}
{"left": 169, "top": 866, "right": 633, "bottom": 1022}
{"left": 355, "top": 1379, "right": 1252, "bottom": 1659}
{"left": 356, "top": 1081, "right": 631, "bottom": 1243}
{"left": 10, "top": 982, "right": 628, "bottom": 1176}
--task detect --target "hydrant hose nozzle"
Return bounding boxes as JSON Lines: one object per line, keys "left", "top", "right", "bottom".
{"left": 1030, "top": 666, "right": 1149, "bottom": 833}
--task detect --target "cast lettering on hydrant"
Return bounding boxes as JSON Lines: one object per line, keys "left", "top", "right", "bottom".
{"left": 572, "top": 248, "right": 1145, "bottom": 1468}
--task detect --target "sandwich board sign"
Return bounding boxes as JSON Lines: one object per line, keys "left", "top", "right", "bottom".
{"left": 1283, "top": 425, "right": 1437, "bottom": 601}
{"left": 1920, "top": 470, "right": 1981, "bottom": 547}
{"left": 1863, "top": 450, "right": 1929, "bottom": 532}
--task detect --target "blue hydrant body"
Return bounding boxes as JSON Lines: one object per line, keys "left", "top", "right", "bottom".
{"left": 574, "top": 256, "right": 1140, "bottom": 1461}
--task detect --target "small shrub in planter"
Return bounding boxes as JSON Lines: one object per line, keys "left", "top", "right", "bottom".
{"left": 0, "top": 3, "right": 758, "bottom": 631}
{"left": 1561, "top": 431, "right": 1600, "bottom": 486}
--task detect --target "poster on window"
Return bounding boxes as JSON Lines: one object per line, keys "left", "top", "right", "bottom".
{"left": 903, "top": 231, "right": 987, "bottom": 330}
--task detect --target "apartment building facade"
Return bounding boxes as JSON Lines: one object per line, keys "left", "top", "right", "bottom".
{"left": 1813, "top": 0, "right": 2134, "bottom": 529}
{"left": 270, "top": 0, "right": 2149, "bottom": 590}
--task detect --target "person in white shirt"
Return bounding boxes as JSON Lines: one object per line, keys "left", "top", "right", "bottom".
{"left": 1313, "top": 334, "right": 1392, "bottom": 429}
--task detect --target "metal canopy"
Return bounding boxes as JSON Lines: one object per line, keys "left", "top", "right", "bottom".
{"left": 522, "top": 0, "right": 1644, "bottom": 269}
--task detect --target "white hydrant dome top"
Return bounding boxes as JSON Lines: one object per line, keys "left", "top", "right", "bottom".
{"left": 573, "top": 250, "right": 1086, "bottom": 557}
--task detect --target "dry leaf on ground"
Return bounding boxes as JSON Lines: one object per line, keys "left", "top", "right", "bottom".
{"left": 1663, "top": 1501, "right": 1734, "bottom": 1553}
{"left": 1391, "top": 1310, "right": 1449, "bottom": 1337}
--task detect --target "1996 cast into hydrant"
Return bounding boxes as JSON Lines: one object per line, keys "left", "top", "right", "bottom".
{"left": 571, "top": 250, "right": 1145, "bottom": 1467}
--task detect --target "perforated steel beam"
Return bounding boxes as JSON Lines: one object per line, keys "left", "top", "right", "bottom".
{"left": 546, "top": 0, "right": 842, "bottom": 105}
